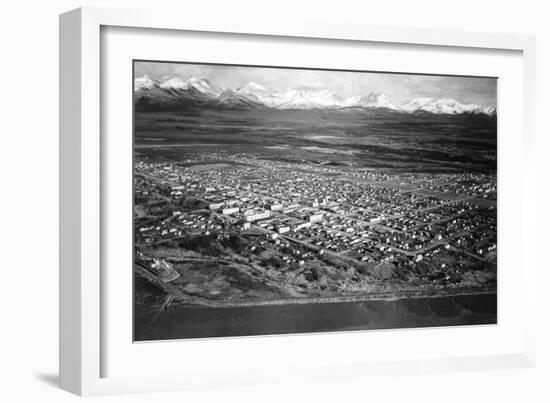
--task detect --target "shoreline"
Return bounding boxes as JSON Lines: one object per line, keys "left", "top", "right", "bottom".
{"left": 135, "top": 262, "right": 496, "bottom": 310}
{"left": 170, "top": 286, "right": 497, "bottom": 309}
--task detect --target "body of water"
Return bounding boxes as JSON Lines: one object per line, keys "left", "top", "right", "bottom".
{"left": 134, "top": 293, "right": 496, "bottom": 341}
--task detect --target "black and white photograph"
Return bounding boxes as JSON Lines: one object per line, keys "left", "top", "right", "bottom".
{"left": 133, "top": 60, "right": 498, "bottom": 341}
{"left": 2, "top": 0, "right": 548, "bottom": 400}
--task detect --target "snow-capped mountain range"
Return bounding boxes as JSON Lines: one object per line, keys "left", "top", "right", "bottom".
{"left": 134, "top": 75, "right": 496, "bottom": 115}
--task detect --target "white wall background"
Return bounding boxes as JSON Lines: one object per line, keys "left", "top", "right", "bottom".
{"left": 0, "top": 0, "right": 548, "bottom": 402}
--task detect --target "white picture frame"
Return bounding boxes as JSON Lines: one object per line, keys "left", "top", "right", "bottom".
{"left": 59, "top": 6, "right": 537, "bottom": 396}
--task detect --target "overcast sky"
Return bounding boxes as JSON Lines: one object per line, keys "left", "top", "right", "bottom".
{"left": 135, "top": 61, "right": 497, "bottom": 106}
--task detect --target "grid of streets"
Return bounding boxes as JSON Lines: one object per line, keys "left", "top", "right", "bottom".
{"left": 134, "top": 151, "right": 497, "bottom": 306}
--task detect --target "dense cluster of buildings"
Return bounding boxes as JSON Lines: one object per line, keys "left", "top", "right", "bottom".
{"left": 134, "top": 153, "right": 497, "bottom": 272}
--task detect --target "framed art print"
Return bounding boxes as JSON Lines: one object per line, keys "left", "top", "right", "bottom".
{"left": 59, "top": 7, "right": 537, "bottom": 396}
{"left": 132, "top": 61, "right": 498, "bottom": 341}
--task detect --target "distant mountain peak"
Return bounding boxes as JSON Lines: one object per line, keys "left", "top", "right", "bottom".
{"left": 240, "top": 81, "right": 267, "bottom": 91}
{"left": 407, "top": 97, "right": 491, "bottom": 115}
{"left": 135, "top": 75, "right": 159, "bottom": 90}
{"left": 186, "top": 77, "right": 221, "bottom": 96}
{"left": 133, "top": 75, "right": 496, "bottom": 115}
{"left": 344, "top": 92, "right": 400, "bottom": 111}
{"left": 362, "top": 92, "right": 385, "bottom": 100}
{"left": 159, "top": 77, "right": 188, "bottom": 90}
{"left": 187, "top": 76, "right": 210, "bottom": 86}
